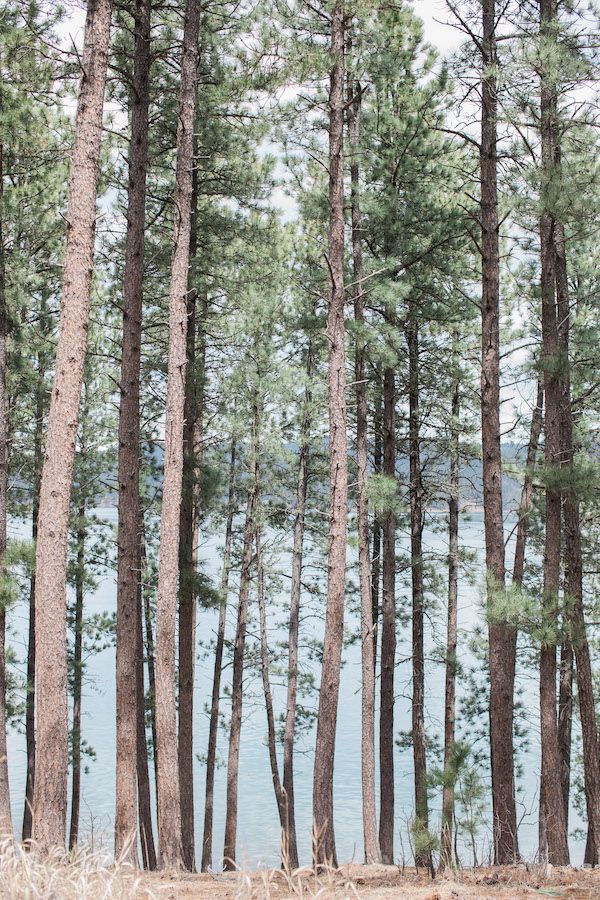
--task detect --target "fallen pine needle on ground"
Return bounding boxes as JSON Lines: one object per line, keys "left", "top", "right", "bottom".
{"left": 2, "top": 847, "right": 600, "bottom": 900}
{"left": 141, "top": 862, "right": 600, "bottom": 900}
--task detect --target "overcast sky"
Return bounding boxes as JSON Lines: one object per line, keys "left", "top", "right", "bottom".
{"left": 57, "top": 1, "right": 463, "bottom": 57}
{"left": 417, "top": 0, "right": 463, "bottom": 53}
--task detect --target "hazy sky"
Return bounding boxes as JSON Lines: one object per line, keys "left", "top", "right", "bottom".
{"left": 416, "top": 0, "right": 463, "bottom": 53}
{"left": 57, "top": 1, "right": 463, "bottom": 57}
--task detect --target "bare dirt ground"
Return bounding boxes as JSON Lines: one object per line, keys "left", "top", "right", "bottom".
{"left": 138, "top": 864, "right": 600, "bottom": 900}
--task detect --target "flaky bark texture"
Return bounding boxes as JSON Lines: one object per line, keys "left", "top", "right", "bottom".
{"left": 480, "top": 0, "right": 518, "bottom": 864}
{"left": 379, "top": 367, "right": 396, "bottom": 865}
{"left": 312, "top": 0, "right": 347, "bottom": 871}
{"left": 154, "top": 0, "right": 201, "bottom": 869}
{"left": 178, "top": 151, "right": 203, "bottom": 876}
{"left": 441, "top": 372, "right": 459, "bottom": 869}
{"left": 23, "top": 300, "right": 48, "bottom": 844}
{"left": 32, "top": 0, "right": 112, "bottom": 852}
{"left": 538, "top": 0, "right": 568, "bottom": 862}
{"left": 223, "top": 430, "right": 259, "bottom": 871}
{"left": 115, "top": 0, "right": 151, "bottom": 865}
{"left": 69, "top": 498, "right": 86, "bottom": 850}
{"left": 558, "top": 642, "right": 573, "bottom": 829}
{"left": 282, "top": 345, "right": 312, "bottom": 872}
{"left": 0, "top": 142, "right": 12, "bottom": 838}
{"left": 142, "top": 532, "right": 158, "bottom": 791}
{"left": 371, "top": 386, "right": 382, "bottom": 671}
{"left": 136, "top": 567, "right": 156, "bottom": 870}
{"left": 407, "top": 320, "right": 430, "bottom": 870}
{"left": 348, "top": 74, "right": 380, "bottom": 866}
{"left": 201, "top": 439, "right": 236, "bottom": 872}
{"left": 555, "top": 198, "right": 600, "bottom": 863}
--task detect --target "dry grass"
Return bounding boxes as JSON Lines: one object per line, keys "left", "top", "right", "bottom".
{"left": 234, "top": 864, "right": 362, "bottom": 899}
{"left": 0, "top": 840, "right": 154, "bottom": 899}
{"left": 142, "top": 863, "right": 600, "bottom": 900}
{"left": 1, "top": 843, "right": 600, "bottom": 900}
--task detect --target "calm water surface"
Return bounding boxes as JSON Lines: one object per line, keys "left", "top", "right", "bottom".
{"left": 5, "top": 510, "right": 586, "bottom": 867}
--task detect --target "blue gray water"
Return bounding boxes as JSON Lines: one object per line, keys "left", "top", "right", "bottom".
{"left": 5, "top": 510, "right": 586, "bottom": 868}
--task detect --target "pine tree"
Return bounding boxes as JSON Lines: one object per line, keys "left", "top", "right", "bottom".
{"left": 115, "top": 0, "right": 152, "bottom": 864}
{"left": 312, "top": 0, "right": 347, "bottom": 869}
{"left": 32, "top": 0, "right": 113, "bottom": 852}
{"left": 154, "top": 0, "right": 201, "bottom": 869}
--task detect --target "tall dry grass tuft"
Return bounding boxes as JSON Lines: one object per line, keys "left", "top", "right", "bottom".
{"left": 0, "top": 839, "right": 153, "bottom": 899}
{"left": 235, "top": 865, "right": 362, "bottom": 900}
{"left": 233, "top": 828, "right": 362, "bottom": 899}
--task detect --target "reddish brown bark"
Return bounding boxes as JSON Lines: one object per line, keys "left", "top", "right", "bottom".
{"left": 312, "top": 0, "right": 347, "bottom": 870}
{"left": 115, "top": 0, "right": 151, "bottom": 864}
{"left": 348, "top": 70, "right": 380, "bottom": 866}
{"left": 480, "top": 0, "right": 518, "bottom": 864}
{"left": 0, "top": 141, "right": 12, "bottom": 838}
{"left": 379, "top": 367, "right": 396, "bottom": 865}
{"left": 558, "top": 643, "right": 573, "bottom": 828}
{"left": 585, "top": 826, "right": 598, "bottom": 868}
{"left": 142, "top": 531, "right": 158, "bottom": 791}
{"left": 441, "top": 369, "right": 460, "bottom": 869}
{"left": 32, "top": 0, "right": 113, "bottom": 852}
{"left": 178, "top": 151, "right": 202, "bottom": 876}
{"left": 69, "top": 497, "right": 86, "bottom": 851}
{"left": 22, "top": 300, "right": 48, "bottom": 844}
{"left": 407, "top": 320, "right": 430, "bottom": 869}
{"left": 201, "top": 438, "right": 236, "bottom": 872}
{"left": 371, "top": 385, "right": 382, "bottom": 671}
{"left": 154, "top": 0, "right": 201, "bottom": 869}
{"left": 136, "top": 563, "right": 156, "bottom": 870}
{"left": 538, "top": 0, "right": 569, "bottom": 862}
{"left": 556, "top": 211, "right": 600, "bottom": 862}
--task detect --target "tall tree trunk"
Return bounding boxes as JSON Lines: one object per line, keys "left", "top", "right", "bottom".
{"left": 32, "top": 0, "right": 112, "bottom": 851}
{"left": 0, "top": 141, "right": 12, "bottom": 838}
{"left": 154, "top": 0, "right": 201, "bottom": 869}
{"left": 480, "top": 0, "right": 518, "bottom": 864}
{"left": 407, "top": 319, "right": 430, "bottom": 869}
{"left": 141, "top": 531, "right": 158, "bottom": 790}
{"left": 23, "top": 380, "right": 43, "bottom": 843}
{"left": 23, "top": 297, "right": 49, "bottom": 844}
{"left": 282, "top": 344, "right": 312, "bottom": 873}
{"left": 223, "top": 419, "right": 259, "bottom": 871}
{"left": 538, "top": 0, "right": 569, "bottom": 862}
{"left": 557, "top": 643, "right": 573, "bottom": 829}
{"left": 313, "top": 0, "right": 347, "bottom": 869}
{"left": 256, "top": 527, "right": 288, "bottom": 851}
{"left": 555, "top": 200, "right": 600, "bottom": 863}
{"left": 115, "top": 0, "right": 151, "bottom": 864}
{"left": 348, "top": 69, "right": 380, "bottom": 866}
{"left": 69, "top": 500, "right": 86, "bottom": 850}
{"left": 177, "top": 146, "right": 201, "bottom": 875}
{"left": 136, "top": 561, "right": 156, "bottom": 870}
{"left": 371, "top": 384, "right": 382, "bottom": 671}
{"left": 201, "top": 438, "right": 236, "bottom": 872}
{"left": 585, "top": 823, "right": 598, "bottom": 868}
{"left": 441, "top": 371, "right": 460, "bottom": 869}
{"left": 379, "top": 367, "right": 396, "bottom": 865}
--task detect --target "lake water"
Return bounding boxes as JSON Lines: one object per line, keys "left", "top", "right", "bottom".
{"left": 5, "top": 509, "right": 587, "bottom": 868}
